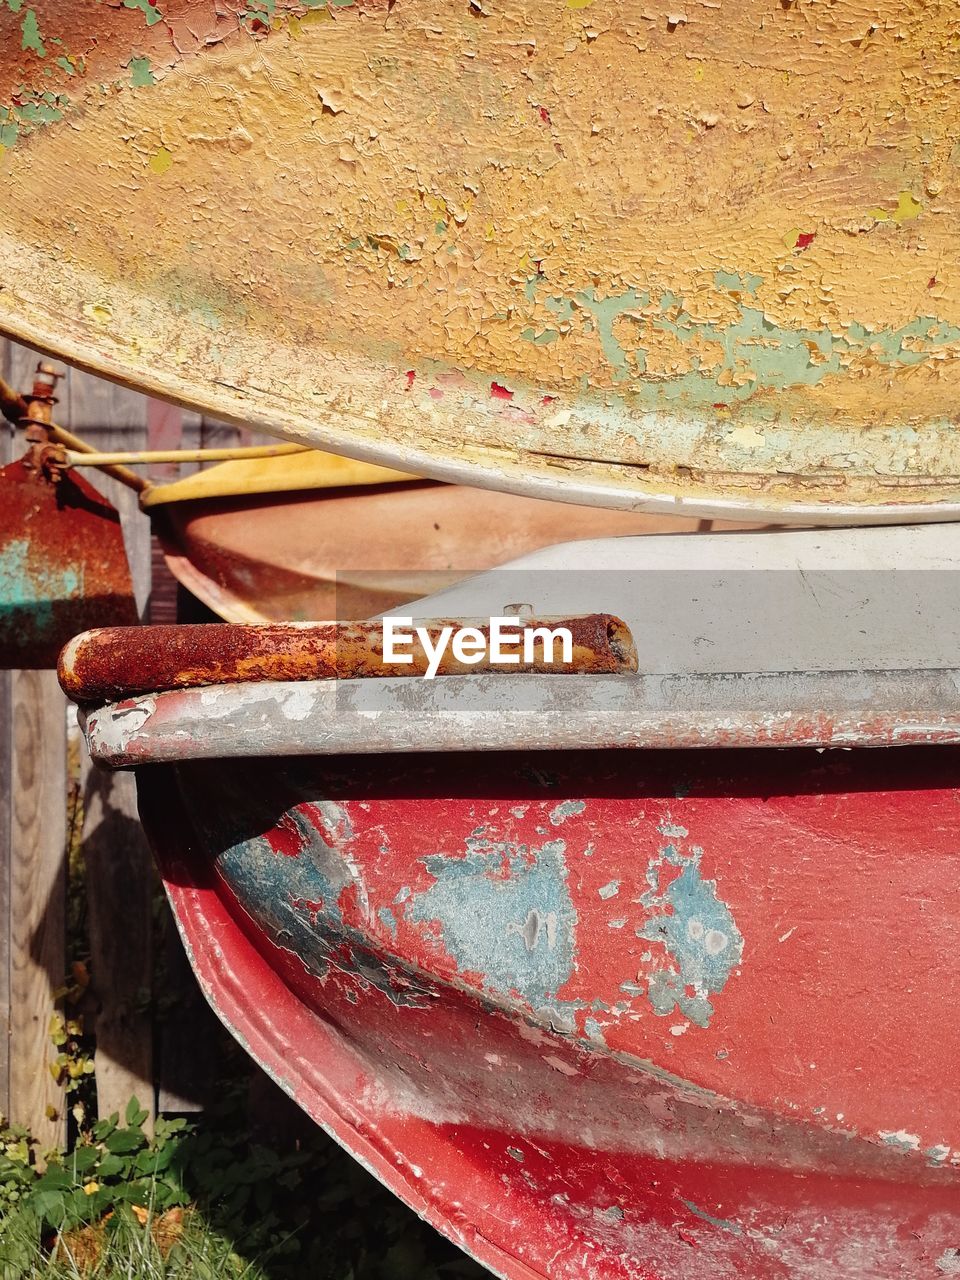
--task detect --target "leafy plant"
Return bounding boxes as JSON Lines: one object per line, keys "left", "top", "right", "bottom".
{"left": 0, "top": 1089, "right": 489, "bottom": 1280}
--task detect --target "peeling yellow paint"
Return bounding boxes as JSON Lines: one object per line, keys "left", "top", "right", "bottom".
{"left": 0, "top": 1, "right": 958, "bottom": 517}
{"left": 869, "top": 191, "right": 923, "bottom": 226}
{"left": 147, "top": 145, "right": 172, "bottom": 176}
{"left": 81, "top": 302, "right": 113, "bottom": 324}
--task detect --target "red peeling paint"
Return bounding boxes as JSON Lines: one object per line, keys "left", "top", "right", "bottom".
{"left": 795, "top": 231, "right": 816, "bottom": 251}
{"left": 404, "top": 370, "right": 416, "bottom": 389}
{"left": 929, "top": 277, "right": 938, "bottom": 289}
{"left": 538, "top": 106, "right": 551, "bottom": 124}
{"left": 266, "top": 818, "right": 304, "bottom": 858}
{"left": 135, "top": 744, "right": 960, "bottom": 1280}
{"left": 490, "top": 381, "right": 514, "bottom": 400}
{"left": 429, "top": 387, "right": 444, "bottom": 400}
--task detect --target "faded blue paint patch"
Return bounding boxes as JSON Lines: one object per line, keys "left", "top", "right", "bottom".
{"left": 193, "top": 789, "right": 430, "bottom": 1006}
{"left": 638, "top": 841, "right": 743, "bottom": 1028}
{"left": 0, "top": 536, "right": 81, "bottom": 640}
{"left": 657, "top": 819, "right": 689, "bottom": 839}
{"left": 408, "top": 837, "right": 576, "bottom": 1004}
{"left": 584, "top": 1016, "right": 606, "bottom": 1044}
{"left": 527, "top": 275, "right": 960, "bottom": 406}
{"left": 714, "top": 269, "right": 762, "bottom": 295}
{"left": 123, "top": 0, "right": 163, "bottom": 25}
{"left": 879, "top": 1130, "right": 921, "bottom": 1153}
{"left": 377, "top": 907, "right": 397, "bottom": 936}
{"left": 574, "top": 286, "right": 649, "bottom": 374}
{"left": 549, "top": 799, "right": 585, "bottom": 826}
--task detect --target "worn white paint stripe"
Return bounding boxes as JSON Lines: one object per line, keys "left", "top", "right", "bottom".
{"left": 82, "top": 668, "right": 960, "bottom": 766}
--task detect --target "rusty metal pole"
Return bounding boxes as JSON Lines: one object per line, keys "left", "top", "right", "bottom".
{"left": 19, "top": 362, "right": 61, "bottom": 477}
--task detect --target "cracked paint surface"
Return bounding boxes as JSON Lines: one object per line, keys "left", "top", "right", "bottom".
{"left": 194, "top": 783, "right": 433, "bottom": 1006}
{"left": 2, "top": 1, "right": 960, "bottom": 515}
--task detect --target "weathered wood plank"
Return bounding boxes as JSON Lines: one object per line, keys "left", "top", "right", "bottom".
{"left": 8, "top": 669, "right": 66, "bottom": 1147}
{"left": 0, "top": 668, "right": 11, "bottom": 1121}
{"left": 2, "top": 338, "right": 159, "bottom": 1130}
{"left": 1, "top": 339, "right": 15, "bottom": 1119}
{"left": 64, "top": 395, "right": 157, "bottom": 1121}
{"left": 147, "top": 399, "right": 184, "bottom": 484}
{"left": 157, "top": 918, "right": 219, "bottom": 1115}
{"left": 73, "top": 422, "right": 153, "bottom": 623}
{"left": 81, "top": 754, "right": 155, "bottom": 1132}
{"left": 1, "top": 338, "right": 263, "bottom": 1121}
{"left": 64, "top": 367, "right": 147, "bottom": 434}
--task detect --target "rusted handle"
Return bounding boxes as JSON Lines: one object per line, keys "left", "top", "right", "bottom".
{"left": 59, "top": 615, "right": 637, "bottom": 704}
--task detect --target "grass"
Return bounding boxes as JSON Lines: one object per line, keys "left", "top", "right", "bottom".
{"left": 0, "top": 1090, "right": 489, "bottom": 1280}
{"left": 2, "top": 1208, "right": 254, "bottom": 1280}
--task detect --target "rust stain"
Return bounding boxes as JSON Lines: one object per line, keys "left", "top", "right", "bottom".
{"left": 0, "top": 457, "right": 139, "bottom": 669}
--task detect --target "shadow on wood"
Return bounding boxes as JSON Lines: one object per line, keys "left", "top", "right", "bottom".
{"left": 81, "top": 758, "right": 155, "bottom": 1133}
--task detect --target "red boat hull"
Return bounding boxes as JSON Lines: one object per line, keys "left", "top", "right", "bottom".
{"left": 138, "top": 747, "right": 960, "bottom": 1280}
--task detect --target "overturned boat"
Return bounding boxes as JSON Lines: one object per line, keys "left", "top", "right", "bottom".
{"left": 66, "top": 526, "right": 960, "bottom": 1280}
{"left": 143, "top": 450, "right": 761, "bottom": 622}
{"left": 2, "top": 1, "right": 960, "bottom": 522}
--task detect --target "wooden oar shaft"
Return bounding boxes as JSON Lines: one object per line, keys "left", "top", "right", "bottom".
{"left": 59, "top": 617, "right": 637, "bottom": 705}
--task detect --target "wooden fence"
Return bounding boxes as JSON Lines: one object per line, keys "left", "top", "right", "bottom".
{"left": 0, "top": 338, "right": 251, "bottom": 1143}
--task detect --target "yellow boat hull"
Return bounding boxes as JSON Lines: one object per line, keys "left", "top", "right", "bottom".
{"left": 1, "top": 1, "right": 958, "bottom": 519}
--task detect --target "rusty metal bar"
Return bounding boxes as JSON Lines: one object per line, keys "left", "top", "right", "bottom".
{"left": 58, "top": 617, "right": 638, "bottom": 705}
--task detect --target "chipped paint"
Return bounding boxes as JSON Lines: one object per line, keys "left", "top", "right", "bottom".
{"left": 0, "top": 456, "right": 138, "bottom": 668}
{"left": 681, "top": 1199, "right": 742, "bottom": 1236}
{"left": 123, "top": 747, "right": 960, "bottom": 1280}
{"left": 409, "top": 837, "right": 576, "bottom": 1005}
{"left": 3, "top": 2, "right": 960, "bottom": 518}
{"left": 549, "top": 800, "right": 586, "bottom": 827}
{"left": 129, "top": 57, "right": 155, "bottom": 87}
{"left": 200, "top": 789, "right": 430, "bottom": 1007}
{"left": 0, "top": 535, "right": 79, "bottom": 620}
{"left": 879, "top": 1129, "right": 922, "bottom": 1153}
{"left": 638, "top": 839, "right": 743, "bottom": 1027}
